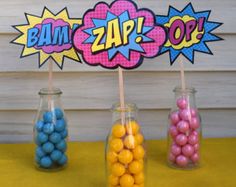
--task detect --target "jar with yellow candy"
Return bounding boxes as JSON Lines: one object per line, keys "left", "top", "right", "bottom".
{"left": 105, "top": 103, "right": 146, "bottom": 187}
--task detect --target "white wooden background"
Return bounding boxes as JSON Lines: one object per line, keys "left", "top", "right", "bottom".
{"left": 0, "top": 0, "right": 235, "bottom": 142}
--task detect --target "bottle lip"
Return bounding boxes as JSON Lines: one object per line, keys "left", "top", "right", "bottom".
{"left": 39, "top": 88, "right": 62, "bottom": 95}
{"left": 173, "top": 86, "right": 197, "bottom": 94}
{"left": 111, "top": 103, "right": 138, "bottom": 112}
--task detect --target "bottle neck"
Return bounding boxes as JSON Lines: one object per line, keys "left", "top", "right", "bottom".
{"left": 173, "top": 87, "right": 197, "bottom": 110}
{"left": 39, "top": 88, "right": 62, "bottom": 96}
{"left": 112, "top": 103, "right": 138, "bottom": 124}
{"left": 38, "top": 88, "right": 62, "bottom": 111}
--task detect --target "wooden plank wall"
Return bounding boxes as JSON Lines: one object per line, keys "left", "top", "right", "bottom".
{"left": 0, "top": 0, "right": 235, "bottom": 142}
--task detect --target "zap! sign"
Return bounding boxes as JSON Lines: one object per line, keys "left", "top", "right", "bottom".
{"left": 11, "top": 7, "right": 82, "bottom": 69}
{"left": 73, "top": 0, "right": 167, "bottom": 69}
{"left": 156, "top": 3, "right": 223, "bottom": 64}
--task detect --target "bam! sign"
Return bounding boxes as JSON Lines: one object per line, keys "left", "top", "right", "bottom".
{"left": 12, "top": 7, "right": 81, "bottom": 69}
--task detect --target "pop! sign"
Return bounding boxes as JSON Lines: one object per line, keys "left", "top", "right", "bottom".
{"left": 11, "top": 7, "right": 82, "bottom": 69}
{"left": 156, "top": 3, "right": 223, "bottom": 64}
{"left": 73, "top": 0, "right": 167, "bottom": 69}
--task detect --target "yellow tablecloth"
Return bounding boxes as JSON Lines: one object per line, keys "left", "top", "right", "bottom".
{"left": 0, "top": 138, "right": 235, "bottom": 187}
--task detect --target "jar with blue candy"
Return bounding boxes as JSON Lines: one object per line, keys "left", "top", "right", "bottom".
{"left": 34, "top": 88, "right": 68, "bottom": 170}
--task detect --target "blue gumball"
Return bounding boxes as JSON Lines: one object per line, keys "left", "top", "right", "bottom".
{"left": 36, "top": 132, "right": 48, "bottom": 144}
{"left": 55, "top": 119, "right": 66, "bottom": 132}
{"left": 43, "top": 111, "right": 53, "bottom": 123}
{"left": 56, "top": 140, "right": 67, "bottom": 152}
{"left": 36, "top": 147, "right": 46, "bottom": 158}
{"left": 43, "top": 123, "right": 54, "bottom": 135}
{"left": 54, "top": 108, "right": 64, "bottom": 120}
{"left": 40, "top": 156, "right": 52, "bottom": 168}
{"left": 35, "top": 120, "right": 44, "bottom": 132}
{"left": 58, "top": 154, "right": 67, "bottom": 165}
{"left": 50, "top": 150, "right": 63, "bottom": 161}
{"left": 60, "top": 129, "right": 68, "bottom": 139}
{"left": 42, "top": 142, "right": 54, "bottom": 153}
{"left": 49, "top": 132, "right": 62, "bottom": 144}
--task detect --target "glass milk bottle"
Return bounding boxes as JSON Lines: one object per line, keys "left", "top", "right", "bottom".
{"left": 167, "top": 87, "right": 202, "bottom": 169}
{"left": 33, "top": 88, "right": 68, "bottom": 170}
{"left": 105, "top": 103, "right": 147, "bottom": 187}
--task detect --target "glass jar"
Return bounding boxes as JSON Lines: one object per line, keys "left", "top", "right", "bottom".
{"left": 105, "top": 103, "right": 146, "bottom": 187}
{"left": 167, "top": 87, "right": 202, "bottom": 169}
{"left": 33, "top": 88, "right": 68, "bottom": 170}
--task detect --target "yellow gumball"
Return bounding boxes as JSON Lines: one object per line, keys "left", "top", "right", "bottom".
{"left": 120, "top": 174, "right": 134, "bottom": 187}
{"left": 110, "top": 138, "right": 124, "bottom": 152}
{"left": 133, "top": 184, "right": 144, "bottom": 187}
{"left": 134, "top": 172, "right": 145, "bottom": 184}
{"left": 124, "top": 135, "right": 137, "bottom": 149}
{"left": 133, "top": 145, "right": 145, "bottom": 160}
{"left": 137, "top": 159, "right": 144, "bottom": 165}
{"left": 112, "top": 124, "right": 126, "bottom": 138}
{"left": 128, "top": 161, "right": 143, "bottom": 174}
{"left": 107, "top": 151, "right": 118, "bottom": 164}
{"left": 126, "top": 121, "right": 140, "bottom": 135}
{"left": 109, "top": 174, "right": 119, "bottom": 186}
{"left": 135, "top": 133, "right": 144, "bottom": 145}
{"left": 112, "top": 163, "right": 126, "bottom": 177}
{"left": 118, "top": 149, "right": 133, "bottom": 164}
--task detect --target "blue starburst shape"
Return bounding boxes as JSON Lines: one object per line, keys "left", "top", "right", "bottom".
{"left": 156, "top": 3, "right": 223, "bottom": 65}
{"left": 83, "top": 11, "right": 153, "bottom": 60}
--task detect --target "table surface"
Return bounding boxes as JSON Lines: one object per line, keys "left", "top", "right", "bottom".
{"left": 0, "top": 138, "right": 235, "bottom": 187}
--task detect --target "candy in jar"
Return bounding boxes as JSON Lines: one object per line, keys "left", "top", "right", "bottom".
{"left": 34, "top": 88, "right": 68, "bottom": 170}
{"left": 167, "top": 87, "right": 202, "bottom": 169}
{"left": 106, "top": 103, "right": 146, "bottom": 187}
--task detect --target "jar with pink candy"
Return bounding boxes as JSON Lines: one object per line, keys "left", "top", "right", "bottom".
{"left": 167, "top": 87, "right": 201, "bottom": 169}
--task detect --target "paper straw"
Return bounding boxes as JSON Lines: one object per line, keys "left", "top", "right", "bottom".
{"left": 179, "top": 55, "right": 186, "bottom": 91}
{"left": 48, "top": 59, "right": 53, "bottom": 110}
{"left": 118, "top": 67, "right": 126, "bottom": 125}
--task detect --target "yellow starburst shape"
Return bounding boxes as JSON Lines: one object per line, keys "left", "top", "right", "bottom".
{"left": 11, "top": 7, "right": 82, "bottom": 69}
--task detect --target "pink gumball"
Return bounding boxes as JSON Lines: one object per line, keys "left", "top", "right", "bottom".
{"left": 190, "top": 117, "right": 200, "bottom": 130}
{"left": 176, "top": 97, "right": 188, "bottom": 109}
{"left": 182, "top": 144, "right": 194, "bottom": 157}
{"left": 191, "top": 153, "right": 200, "bottom": 163}
{"left": 190, "top": 108, "right": 198, "bottom": 117}
{"left": 176, "top": 155, "right": 189, "bottom": 167}
{"left": 177, "top": 121, "right": 190, "bottom": 133}
{"left": 169, "top": 153, "right": 176, "bottom": 162}
{"left": 179, "top": 109, "right": 191, "bottom": 121}
{"left": 175, "top": 134, "right": 188, "bottom": 146}
{"left": 193, "top": 143, "right": 200, "bottom": 151}
{"left": 188, "top": 134, "right": 199, "bottom": 145}
{"left": 169, "top": 126, "right": 178, "bottom": 138}
{"left": 191, "top": 130, "right": 199, "bottom": 136}
{"left": 170, "top": 111, "right": 180, "bottom": 125}
{"left": 171, "top": 144, "right": 181, "bottom": 156}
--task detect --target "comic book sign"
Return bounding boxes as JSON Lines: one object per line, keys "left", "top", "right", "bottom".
{"left": 11, "top": 7, "right": 82, "bottom": 69}
{"left": 156, "top": 3, "right": 223, "bottom": 65}
{"left": 73, "top": 0, "right": 167, "bottom": 69}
